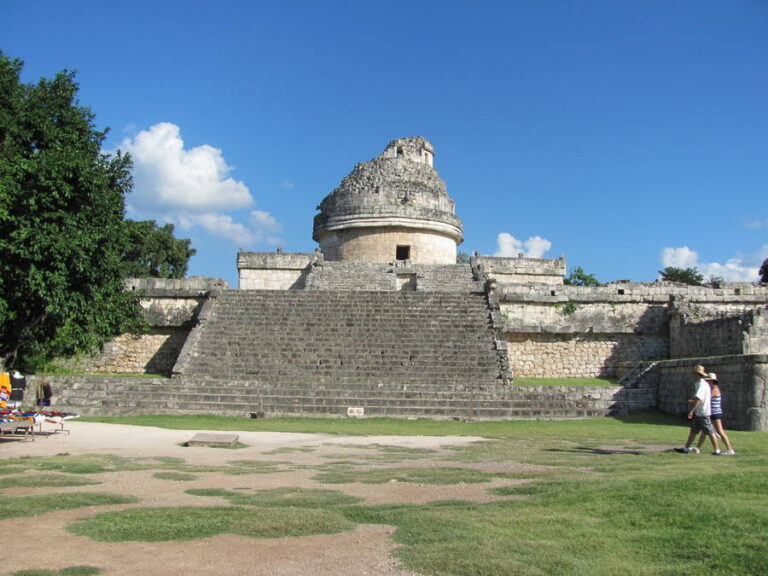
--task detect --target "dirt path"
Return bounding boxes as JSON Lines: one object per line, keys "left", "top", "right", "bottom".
{"left": 0, "top": 422, "right": 510, "bottom": 576}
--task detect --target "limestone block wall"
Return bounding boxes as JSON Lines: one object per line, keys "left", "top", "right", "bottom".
{"left": 319, "top": 227, "right": 457, "bottom": 264}
{"left": 507, "top": 333, "right": 667, "bottom": 378}
{"left": 68, "top": 328, "right": 190, "bottom": 375}
{"left": 239, "top": 269, "right": 309, "bottom": 290}
{"left": 501, "top": 301, "right": 666, "bottom": 334}
{"left": 139, "top": 297, "right": 205, "bottom": 326}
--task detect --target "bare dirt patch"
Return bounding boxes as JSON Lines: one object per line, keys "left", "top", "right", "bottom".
{"left": 0, "top": 422, "right": 518, "bottom": 575}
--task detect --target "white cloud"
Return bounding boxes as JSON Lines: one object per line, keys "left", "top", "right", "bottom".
{"left": 495, "top": 233, "right": 552, "bottom": 258}
{"left": 660, "top": 246, "right": 699, "bottom": 269}
{"left": 120, "top": 122, "right": 253, "bottom": 213}
{"left": 183, "top": 214, "right": 255, "bottom": 246}
{"left": 660, "top": 245, "right": 767, "bottom": 281}
{"left": 118, "top": 122, "right": 283, "bottom": 248}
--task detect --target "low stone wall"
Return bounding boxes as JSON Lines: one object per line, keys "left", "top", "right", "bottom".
{"left": 237, "top": 251, "right": 317, "bottom": 290}
{"left": 475, "top": 256, "right": 565, "bottom": 285}
{"left": 655, "top": 355, "right": 768, "bottom": 431}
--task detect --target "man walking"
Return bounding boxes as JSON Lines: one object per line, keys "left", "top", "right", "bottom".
{"left": 675, "top": 365, "right": 721, "bottom": 455}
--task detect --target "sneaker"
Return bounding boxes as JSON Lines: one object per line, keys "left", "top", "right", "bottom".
{"left": 674, "top": 447, "right": 689, "bottom": 454}
{"left": 712, "top": 451, "right": 722, "bottom": 456}
{"left": 726, "top": 450, "right": 736, "bottom": 455}
{"left": 689, "top": 447, "right": 701, "bottom": 454}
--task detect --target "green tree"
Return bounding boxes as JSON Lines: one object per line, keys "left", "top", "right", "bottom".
{"left": 705, "top": 275, "right": 724, "bottom": 289}
{"left": 658, "top": 266, "right": 704, "bottom": 286}
{"left": 760, "top": 258, "right": 768, "bottom": 283}
{"left": 456, "top": 251, "right": 471, "bottom": 264}
{"left": 122, "top": 220, "right": 196, "bottom": 278}
{"left": 564, "top": 266, "right": 599, "bottom": 286}
{"left": 0, "top": 53, "right": 141, "bottom": 369}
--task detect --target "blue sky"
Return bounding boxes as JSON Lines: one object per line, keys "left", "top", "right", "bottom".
{"left": 3, "top": 0, "right": 766, "bottom": 287}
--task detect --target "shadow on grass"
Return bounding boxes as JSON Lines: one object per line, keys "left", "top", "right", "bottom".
{"left": 612, "top": 409, "right": 686, "bottom": 427}
{"left": 544, "top": 447, "right": 649, "bottom": 456}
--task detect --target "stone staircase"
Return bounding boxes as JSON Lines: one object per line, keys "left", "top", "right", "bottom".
{"left": 175, "top": 290, "right": 505, "bottom": 384}
{"left": 47, "top": 282, "right": 658, "bottom": 419}
{"left": 51, "top": 376, "right": 653, "bottom": 419}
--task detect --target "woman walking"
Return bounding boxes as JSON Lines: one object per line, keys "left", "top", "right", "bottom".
{"left": 694, "top": 373, "right": 736, "bottom": 455}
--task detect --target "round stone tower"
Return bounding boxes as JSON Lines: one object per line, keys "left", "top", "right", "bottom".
{"left": 313, "top": 137, "right": 463, "bottom": 264}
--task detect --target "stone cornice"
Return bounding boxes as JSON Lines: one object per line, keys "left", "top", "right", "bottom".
{"left": 313, "top": 212, "right": 463, "bottom": 243}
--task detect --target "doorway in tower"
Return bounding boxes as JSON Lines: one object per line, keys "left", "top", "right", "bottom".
{"left": 396, "top": 245, "right": 411, "bottom": 261}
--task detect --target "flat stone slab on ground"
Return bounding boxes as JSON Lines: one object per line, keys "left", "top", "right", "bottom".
{"left": 186, "top": 433, "right": 239, "bottom": 447}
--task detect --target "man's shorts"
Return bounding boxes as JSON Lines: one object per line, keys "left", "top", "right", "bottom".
{"left": 691, "top": 415, "right": 716, "bottom": 436}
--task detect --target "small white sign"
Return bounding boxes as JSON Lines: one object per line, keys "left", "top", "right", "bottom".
{"left": 347, "top": 406, "right": 365, "bottom": 418}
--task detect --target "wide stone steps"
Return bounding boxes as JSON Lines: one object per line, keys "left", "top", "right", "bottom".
{"left": 177, "top": 290, "right": 504, "bottom": 383}
{"left": 51, "top": 376, "right": 653, "bottom": 419}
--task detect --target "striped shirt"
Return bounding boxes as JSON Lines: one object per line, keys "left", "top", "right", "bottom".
{"left": 710, "top": 392, "right": 722, "bottom": 416}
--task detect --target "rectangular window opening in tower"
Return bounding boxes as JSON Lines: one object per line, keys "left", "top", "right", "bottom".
{"left": 396, "top": 245, "right": 410, "bottom": 261}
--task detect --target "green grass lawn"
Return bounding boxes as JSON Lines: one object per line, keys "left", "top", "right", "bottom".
{"left": 10, "top": 412, "right": 768, "bottom": 575}
{"left": 80, "top": 409, "right": 678, "bottom": 438}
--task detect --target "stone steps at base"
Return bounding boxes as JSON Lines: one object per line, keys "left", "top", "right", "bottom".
{"left": 53, "top": 399, "right": 617, "bottom": 420}
{"left": 50, "top": 376, "right": 653, "bottom": 420}
{"left": 57, "top": 392, "right": 621, "bottom": 410}
{"left": 57, "top": 383, "right": 635, "bottom": 399}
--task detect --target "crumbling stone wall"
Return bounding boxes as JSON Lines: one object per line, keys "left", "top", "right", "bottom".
{"left": 670, "top": 305, "right": 767, "bottom": 358}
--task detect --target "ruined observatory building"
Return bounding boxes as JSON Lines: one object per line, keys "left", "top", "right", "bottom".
{"left": 312, "top": 137, "right": 464, "bottom": 264}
